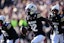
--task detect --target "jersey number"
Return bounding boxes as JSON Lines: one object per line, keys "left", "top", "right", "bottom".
{"left": 30, "top": 24, "right": 38, "bottom": 32}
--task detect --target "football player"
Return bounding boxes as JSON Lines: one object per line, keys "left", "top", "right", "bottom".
{"left": 23, "top": 3, "right": 54, "bottom": 43}
{"left": 0, "top": 15, "right": 19, "bottom": 43}
{"left": 49, "top": 4, "right": 62, "bottom": 43}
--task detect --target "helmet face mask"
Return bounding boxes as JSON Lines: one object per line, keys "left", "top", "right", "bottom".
{"left": 52, "top": 9, "right": 59, "bottom": 15}
{"left": 51, "top": 4, "right": 59, "bottom": 15}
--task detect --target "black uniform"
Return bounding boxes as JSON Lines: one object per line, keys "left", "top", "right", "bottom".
{"left": 49, "top": 14, "right": 61, "bottom": 34}
{"left": 26, "top": 13, "right": 54, "bottom": 36}
{"left": 2, "top": 22, "right": 19, "bottom": 40}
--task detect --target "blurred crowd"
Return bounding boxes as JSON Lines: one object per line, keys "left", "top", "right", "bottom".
{"left": 0, "top": 0, "right": 64, "bottom": 43}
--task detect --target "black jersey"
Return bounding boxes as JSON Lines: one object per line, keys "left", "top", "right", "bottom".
{"left": 26, "top": 14, "right": 54, "bottom": 36}
{"left": 2, "top": 22, "right": 19, "bottom": 39}
{"left": 49, "top": 14, "right": 61, "bottom": 33}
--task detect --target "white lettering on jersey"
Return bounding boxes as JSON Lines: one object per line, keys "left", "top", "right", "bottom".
{"left": 28, "top": 21, "right": 38, "bottom": 32}
{"left": 53, "top": 22, "right": 59, "bottom": 31}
